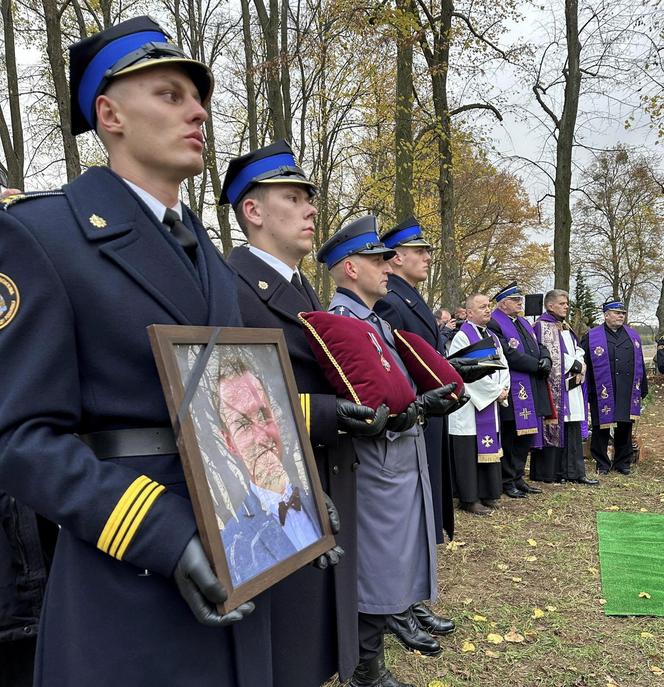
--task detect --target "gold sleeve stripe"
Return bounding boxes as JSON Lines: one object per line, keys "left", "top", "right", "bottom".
{"left": 114, "top": 483, "right": 166, "bottom": 560}
{"left": 299, "top": 393, "right": 311, "bottom": 435}
{"left": 97, "top": 475, "right": 151, "bottom": 553}
{"left": 107, "top": 480, "right": 163, "bottom": 559}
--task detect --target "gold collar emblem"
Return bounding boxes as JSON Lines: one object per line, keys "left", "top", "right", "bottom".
{"left": 89, "top": 214, "right": 107, "bottom": 228}
{"left": 258, "top": 281, "right": 269, "bottom": 290}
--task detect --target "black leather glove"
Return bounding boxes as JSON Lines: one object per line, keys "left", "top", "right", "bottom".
{"left": 570, "top": 359, "right": 583, "bottom": 375}
{"left": 336, "top": 399, "right": 389, "bottom": 437}
{"left": 174, "top": 535, "right": 254, "bottom": 626}
{"left": 538, "top": 357, "right": 552, "bottom": 377}
{"left": 313, "top": 493, "right": 344, "bottom": 570}
{"left": 415, "top": 383, "right": 459, "bottom": 418}
{"left": 455, "top": 391, "right": 471, "bottom": 410}
{"left": 448, "top": 357, "right": 500, "bottom": 383}
{"left": 385, "top": 401, "right": 419, "bottom": 432}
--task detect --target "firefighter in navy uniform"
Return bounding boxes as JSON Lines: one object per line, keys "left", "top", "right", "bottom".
{"left": 221, "top": 141, "right": 385, "bottom": 686}
{"left": 373, "top": 217, "right": 455, "bottom": 652}
{"left": 0, "top": 17, "right": 280, "bottom": 686}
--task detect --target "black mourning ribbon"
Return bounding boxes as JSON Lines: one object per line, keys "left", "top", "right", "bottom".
{"left": 291, "top": 272, "right": 313, "bottom": 308}
{"left": 278, "top": 487, "right": 302, "bottom": 526}
{"left": 163, "top": 208, "right": 198, "bottom": 263}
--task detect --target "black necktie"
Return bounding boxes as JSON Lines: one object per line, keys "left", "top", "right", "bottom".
{"left": 163, "top": 208, "right": 198, "bottom": 263}
{"left": 278, "top": 487, "right": 302, "bottom": 526}
{"left": 291, "top": 272, "right": 311, "bottom": 305}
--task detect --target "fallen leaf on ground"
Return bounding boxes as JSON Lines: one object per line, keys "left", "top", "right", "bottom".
{"left": 545, "top": 605, "right": 557, "bottom": 612}
{"left": 504, "top": 629, "right": 525, "bottom": 643}
{"left": 525, "top": 555, "right": 537, "bottom": 562}
{"left": 486, "top": 633, "right": 504, "bottom": 644}
{"left": 640, "top": 508, "right": 649, "bottom": 512}
{"left": 650, "top": 665, "right": 664, "bottom": 675}
{"left": 639, "top": 591, "right": 652, "bottom": 599}
{"left": 446, "top": 540, "right": 466, "bottom": 551}
{"left": 428, "top": 681, "right": 449, "bottom": 687}
{"left": 472, "top": 614, "right": 487, "bottom": 622}
{"left": 462, "top": 597, "right": 473, "bottom": 605}
{"left": 497, "top": 563, "right": 508, "bottom": 571}
{"left": 607, "top": 505, "right": 620, "bottom": 511}
{"left": 532, "top": 607, "right": 545, "bottom": 619}
{"left": 484, "top": 650, "right": 500, "bottom": 658}
{"left": 527, "top": 538, "right": 538, "bottom": 547}
{"left": 641, "top": 631, "right": 654, "bottom": 638}
{"left": 588, "top": 567, "right": 599, "bottom": 576}
{"left": 511, "top": 576, "right": 523, "bottom": 583}
{"left": 547, "top": 508, "right": 553, "bottom": 516}
{"left": 599, "top": 599, "right": 607, "bottom": 605}
{"left": 460, "top": 641, "right": 475, "bottom": 653}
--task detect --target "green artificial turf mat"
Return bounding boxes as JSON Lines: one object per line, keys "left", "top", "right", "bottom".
{"left": 597, "top": 511, "right": 664, "bottom": 616}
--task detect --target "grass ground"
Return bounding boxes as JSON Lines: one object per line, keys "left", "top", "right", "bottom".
{"left": 328, "top": 375, "right": 664, "bottom": 687}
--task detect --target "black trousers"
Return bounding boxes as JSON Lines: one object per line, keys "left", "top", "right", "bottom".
{"left": 0, "top": 637, "right": 36, "bottom": 687}
{"left": 358, "top": 612, "right": 387, "bottom": 662}
{"left": 451, "top": 435, "right": 502, "bottom": 502}
{"left": 500, "top": 420, "right": 534, "bottom": 490}
{"left": 530, "top": 422, "right": 586, "bottom": 481}
{"left": 591, "top": 422, "right": 634, "bottom": 472}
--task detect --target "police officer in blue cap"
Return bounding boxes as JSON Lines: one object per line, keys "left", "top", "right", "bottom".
{"left": 374, "top": 216, "right": 456, "bottom": 650}
{"left": 222, "top": 140, "right": 385, "bottom": 686}
{"left": 0, "top": 16, "right": 259, "bottom": 686}
{"left": 581, "top": 299, "right": 648, "bottom": 475}
{"left": 319, "top": 216, "right": 463, "bottom": 687}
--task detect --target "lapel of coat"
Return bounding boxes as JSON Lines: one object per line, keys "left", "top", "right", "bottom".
{"left": 388, "top": 275, "right": 438, "bottom": 341}
{"left": 63, "top": 168, "right": 208, "bottom": 325}
{"left": 229, "top": 246, "right": 318, "bottom": 324}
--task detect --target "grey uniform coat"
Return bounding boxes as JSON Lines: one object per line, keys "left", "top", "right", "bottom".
{"left": 328, "top": 291, "right": 437, "bottom": 615}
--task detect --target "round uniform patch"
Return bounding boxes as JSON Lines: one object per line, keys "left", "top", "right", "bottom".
{"left": 0, "top": 274, "right": 20, "bottom": 329}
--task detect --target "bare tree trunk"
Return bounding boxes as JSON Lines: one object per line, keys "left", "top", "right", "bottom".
{"left": 394, "top": 0, "right": 414, "bottom": 219}
{"left": 280, "top": 0, "right": 292, "bottom": 140}
{"left": 43, "top": 0, "right": 81, "bottom": 181}
{"left": 253, "top": 0, "right": 287, "bottom": 140}
{"left": 0, "top": 0, "right": 24, "bottom": 188}
{"left": 241, "top": 0, "right": 258, "bottom": 149}
{"left": 656, "top": 277, "right": 664, "bottom": 337}
{"left": 552, "top": 0, "right": 581, "bottom": 292}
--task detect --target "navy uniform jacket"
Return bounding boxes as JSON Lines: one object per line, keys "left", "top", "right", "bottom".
{"left": 227, "top": 246, "right": 359, "bottom": 684}
{"left": 488, "top": 315, "right": 552, "bottom": 420}
{"left": 375, "top": 274, "right": 453, "bottom": 542}
{"left": 581, "top": 324, "right": 648, "bottom": 425}
{"left": 0, "top": 168, "right": 271, "bottom": 687}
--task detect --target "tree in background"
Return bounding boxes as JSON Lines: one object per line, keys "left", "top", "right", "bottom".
{"left": 571, "top": 145, "right": 664, "bottom": 311}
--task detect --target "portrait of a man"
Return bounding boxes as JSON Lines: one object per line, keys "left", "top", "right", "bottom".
{"left": 175, "top": 344, "right": 322, "bottom": 588}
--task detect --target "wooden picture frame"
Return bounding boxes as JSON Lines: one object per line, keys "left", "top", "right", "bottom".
{"left": 148, "top": 325, "right": 335, "bottom": 613}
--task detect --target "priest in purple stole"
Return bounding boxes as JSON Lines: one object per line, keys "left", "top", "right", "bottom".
{"left": 530, "top": 290, "right": 598, "bottom": 485}
{"left": 581, "top": 300, "right": 648, "bottom": 475}
{"left": 488, "top": 282, "right": 553, "bottom": 498}
{"left": 448, "top": 294, "right": 510, "bottom": 515}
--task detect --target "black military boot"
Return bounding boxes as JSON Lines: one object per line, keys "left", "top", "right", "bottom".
{"left": 349, "top": 655, "right": 415, "bottom": 687}
{"left": 410, "top": 602, "right": 455, "bottom": 636}
{"left": 385, "top": 608, "right": 441, "bottom": 655}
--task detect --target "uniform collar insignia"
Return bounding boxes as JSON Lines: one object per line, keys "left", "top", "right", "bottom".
{"left": 258, "top": 280, "right": 269, "bottom": 290}
{"left": 89, "top": 214, "right": 107, "bottom": 228}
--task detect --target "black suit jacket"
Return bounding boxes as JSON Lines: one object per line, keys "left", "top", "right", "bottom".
{"left": 488, "top": 315, "right": 553, "bottom": 419}
{"left": 227, "top": 245, "right": 358, "bottom": 683}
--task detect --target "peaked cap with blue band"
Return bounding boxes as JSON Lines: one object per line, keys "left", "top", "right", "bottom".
{"left": 317, "top": 215, "right": 395, "bottom": 269}
{"left": 447, "top": 337, "right": 499, "bottom": 361}
{"left": 219, "top": 140, "right": 317, "bottom": 207}
{"left": 602, "top": 299, "right": 627, "bottom": 313}
{"left": 380, "top": 215, "right": 431, "bottom": 249}
{"left": 69, "top": 16, "right": 213, "bottom": 135}
{"left": 493, "top": 281, "right": 523, "bottom": 302}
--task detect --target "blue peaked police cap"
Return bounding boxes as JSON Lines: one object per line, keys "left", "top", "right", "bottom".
{"left": 69, "top": 16, "right": 213, "bottom": 135}
{"left": 493, "top": 281, "right": 524, "bottom": 302}
{"left": 380, "top": 216, "right": 431, "bottom": 249}
{"left": 317, "top": 215, "right": 396, "bottom": 269}
{"left": 219, "top": 140, "right": 317, "bottom": 207}
{"left": 602, "top": 299, "right": 627, "bottom": 313}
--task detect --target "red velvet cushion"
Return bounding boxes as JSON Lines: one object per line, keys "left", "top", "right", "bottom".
{"left": 298, "top": 311, "right": 416, "bottom": 413}
{"left": 393, "top": 329, "right": 464, "bottom": 397}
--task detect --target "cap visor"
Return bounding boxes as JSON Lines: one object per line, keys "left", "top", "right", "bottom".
{"left": 258, "top": 177, "right": 318, "bottom": 194}
{"left": 398, "top": 239, "right": 431, "bottom": 248}
{"left": 357, "top": 246, "right": 396, "bottom": 260}
{"left": 112, "top": 57, "right": 213, "bottom": 102}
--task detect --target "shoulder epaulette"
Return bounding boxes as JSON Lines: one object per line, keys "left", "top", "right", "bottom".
{"left": 1, "top": 190, "right": 64, "bottom": 210}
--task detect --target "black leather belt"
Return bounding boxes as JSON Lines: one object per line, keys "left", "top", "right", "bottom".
{"left": 78, "top": 427, "right": 177, "bottom": 460}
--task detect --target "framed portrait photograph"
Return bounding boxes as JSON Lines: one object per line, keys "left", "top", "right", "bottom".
{"left": 148, "top": 325, "right": 336, "bottom": 613}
